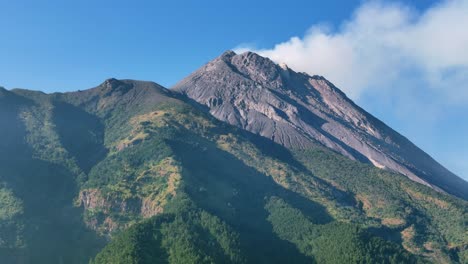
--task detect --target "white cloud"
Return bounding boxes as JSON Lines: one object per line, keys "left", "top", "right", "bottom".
{"left": 237, "top": 0, "right": 468, "bottom": 103}
{"left": 235, "top": 0, "right": 468, "bottom": 179}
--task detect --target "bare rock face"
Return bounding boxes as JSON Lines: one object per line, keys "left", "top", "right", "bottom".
{"left": 78, "top": 189, "right": 162, "bottom": 235}
{"left": 172, "top": 50, "right": 468, "bottom": 199}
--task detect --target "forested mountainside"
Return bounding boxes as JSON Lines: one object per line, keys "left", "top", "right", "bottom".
{"left": 0, "top": 57, "right": 466, "bottom": 263}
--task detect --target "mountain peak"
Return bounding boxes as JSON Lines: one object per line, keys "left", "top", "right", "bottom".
{"left": 233, "top": 51, "right": 278, "bottom": 69}
{"left": 100, "top": 78, "right": 130, "bottom": 93}
{"left": 172, "top": 52, "right": 468, "bottom": 199}
{"left": 91, "top": 79, "right": 172, "bottom": 99}
{"left": 218, "top": 50, "right": 237, "bottom": 61}
{"left": 218, "top": 50, "right": 276, "bottom": 66}
{"left": 103, "top": 77, "right": 119, "bottom": 86}
{"left": 95, "top": 78, "right": 169, "bottom": 97}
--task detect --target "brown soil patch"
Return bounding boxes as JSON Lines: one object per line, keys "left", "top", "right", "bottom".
{"left": 404, "top": 187, "right": 449, "bottom": 209}
{"left": 382, "top": 217, "right": 405, "bottom": 226}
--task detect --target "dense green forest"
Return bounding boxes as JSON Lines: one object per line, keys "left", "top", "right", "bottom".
{"left": 0, "top": 80, "right": 466, "bottom": 263}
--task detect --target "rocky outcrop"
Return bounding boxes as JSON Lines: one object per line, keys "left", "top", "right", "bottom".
{"left": 78, "top": 189, "right": 142, "bottom": 215}
{"left": 172, "top": 51, "right": 468, "bottom": 199}
{"left": 78, "top": 188, "right": 162, "bottom": 235}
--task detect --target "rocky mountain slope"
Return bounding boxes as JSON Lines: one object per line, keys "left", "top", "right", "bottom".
{"left": 0, "top": 60, "right": 466, "bottom": 263}
{"left": 172, "top": 51, "right": 468, "bottom": 199}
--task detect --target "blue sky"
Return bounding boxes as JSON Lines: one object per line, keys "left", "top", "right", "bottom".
{"left": 1, "top": 0, "right": 467, "bottom": 181}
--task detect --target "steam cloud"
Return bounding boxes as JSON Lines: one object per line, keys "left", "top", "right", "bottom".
{"left": 235, "top": 0, "right": 468, "bottom": 179}
{"left": 236, "top": 0, "right": 468, "bottom": 103}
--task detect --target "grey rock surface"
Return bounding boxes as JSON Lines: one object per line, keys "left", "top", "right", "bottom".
{"left": 172, "top": 50, "right": 468, "bottom": 199}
